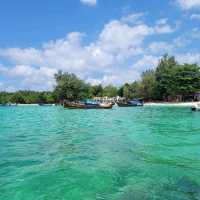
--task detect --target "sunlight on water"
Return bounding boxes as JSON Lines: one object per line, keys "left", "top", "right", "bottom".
{"left": 0, "top": 106, "right": 200, "bottom": 200}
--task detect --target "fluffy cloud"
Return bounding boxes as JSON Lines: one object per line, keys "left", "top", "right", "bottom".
{"left": 190, "top": 28, "right": 200, "bottom": 39}
{"left": 133, "top": 55, "right": 159, "bottom": 72}
{"left": 147, "top": 33, "right": 190, "bottom": 54}
{"left": 0, "top": 48, "right": 43, "bottom": 65}
{"left": 121, "top": 12, "right": 146, "bottom": 25}
{"left": 80, "top": 0, "right": 97, "bottom": 6}
{"left": 0, "top": 82, "right": 3, "bottom": 90}
{"left": 176, "top": 53, "right": 200, "bottom": 64}
{"left": 0, "top": 82, "right": 16, "bottom": 92}
{"left": 98, "top": 20, "right": 154, "bottom": 56}
{"left": 0, "top": 65, "right": 56, "bottom": 91}
{"left": 148, "top": 42, "right": 173, "bottom": 54}
{"left": 176, "top": 0, "right": 200, "bottom": 10}
{"left": 86, "top": 69, "right": 141, "bottom": 86}
{"left": 154, "top": 18, "right": 175, "bottom": 34}
{"left": 0, "top": 14, "right": 177, "bottom": 90}
{"left": 191, "top": 13, "right": 200, "bottom": 20}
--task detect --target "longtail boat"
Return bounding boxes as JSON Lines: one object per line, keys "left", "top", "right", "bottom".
{"left": 63, "top": 100, "right": 113, "bottom": 109}
{"left": 117, "top": 99, "right": 144, "bottom": 107}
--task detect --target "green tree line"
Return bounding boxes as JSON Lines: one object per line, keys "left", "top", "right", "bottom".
{"left": 0, "top": 91, "right": 56, "bottom": 104}
{"left": 119, "top": 55, "right": 200, "bottom": 101}
{"left": 1, "top": 55, "right": 200, "bottom": 104}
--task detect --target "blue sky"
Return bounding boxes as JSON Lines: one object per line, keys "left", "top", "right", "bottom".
{"left": 0, "top": 0, "right": 200, "bottom": 91}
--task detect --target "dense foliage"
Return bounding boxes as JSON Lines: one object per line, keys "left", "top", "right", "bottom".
{"left": 0, "top": 91, "right": 56, "bottom": 104}
{"left": 1, "top": 55, "right": 200, "bottom": 104}
{"left": 54, "top": 71, "right": 91, "bottom": 101}
{"left": 117, "top": 55, "right": 200, "bottom": 101}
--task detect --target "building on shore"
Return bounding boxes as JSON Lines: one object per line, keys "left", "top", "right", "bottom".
{"left": 167, "top": 92, "right": 200, "bottom": 102}
{"left": 93, "top": 96, "right": 126, "bottom": 103}
{"left": 194, "top": 92, "right": 200, "bottom": 101}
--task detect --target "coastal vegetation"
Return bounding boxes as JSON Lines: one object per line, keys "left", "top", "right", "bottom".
{"left": 119, "top": 55, "right": 200, "bottom": 101}
{"left": 1, "top": 55, "right": 200, "bottom": 104}
{"left": 0, "top": 91, "right": 56, "bottom": 104}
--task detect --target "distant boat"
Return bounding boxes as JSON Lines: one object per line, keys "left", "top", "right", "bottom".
{"left": 38, "top": 103, "right": 55, "bottom": 106}
{"left": 63, "top": 100, "right": 113, "bottom": 109}
{"left": 191, "top": 103, "right": 200, "bottom": 111}
{"left": 99, "top": 102, "right": 113, "bottom": 109}
{"left": 117, "top": 99, "right": 144, "bottom": 107}
{"left": 0, "top": 103, "right": 17, "bottom": 107}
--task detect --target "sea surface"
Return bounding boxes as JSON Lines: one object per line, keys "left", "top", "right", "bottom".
{"left": 0, "top": 105, "right": 200, "bottom": 200}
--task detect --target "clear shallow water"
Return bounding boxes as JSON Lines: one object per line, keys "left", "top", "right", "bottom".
{"left": 0, "top": 106, "right": 200, "bottom": 200}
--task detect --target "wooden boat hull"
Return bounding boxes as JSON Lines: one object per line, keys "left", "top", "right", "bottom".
{"left": 64, "top": 102, "right": 113, "bottom": 109}
{"left": 64, "top": 102, "right": 87, "bottom": 109}
{"left": 39, "top": 104, "right": 55, "bottom": 106}
{"left": 99, "top": 103, "right": 113, "bottom": 109}
{"left": 117, "top": 103, "right": 143, "bottom": 107}
{"left": 191, "top": 105, "right": 200, "bottom": 111}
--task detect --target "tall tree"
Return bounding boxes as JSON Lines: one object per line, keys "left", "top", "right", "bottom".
{"left": 155, "top": 54, "right": 178, "bottom": 100}
{"left": 120, "top": 82, "right": 141, "bottom": 99}
{"left": 173, "top": 64, "right": 200, "bottom": 100}
{"left": 54, "top": 71, "right": 90, "bottom": 101}
{"left": 90, "top": 84, "right": 103, "bottom": 97}
{"left": 140, "top": 70, "right": 157, "bottom": 100}
{"left": 102, "top": 85, "right": 118, "bottom": 97}
{"left": 10, "top": 92, "right": 26, "bottom": 104}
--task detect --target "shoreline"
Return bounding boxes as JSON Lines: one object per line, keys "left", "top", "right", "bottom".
{"left": 0, "top": 104, "right": 56, "bottom": 106}
{"left": 144, "top": 102, "right": 199, "bottom": 107}
{"left": 1, "top": 102, "right": 199, "bottom": 107}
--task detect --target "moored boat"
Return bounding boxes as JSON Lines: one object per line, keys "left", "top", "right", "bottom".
{"left": 0, "top": 104, "right": 7, "bottom": 107}
{"left": 99, "top": 103, "right": 113, "bottom": 109}
{"left": 38, "top": 103, "right": 55, "bottom": 106}
{"left": 0, "top": 103, "right": 18, "bottom": 107}
{"left": 63, "top": 100, "right": 113, "bottom": 109}
{"left": 191, "top": 103, "right": 200, "bottom": 111}
{"left": 64, "top": 101, "right": 87, "bottom": 109}
{"left": 117, "top": 99, "right": 144, "bottom": 107}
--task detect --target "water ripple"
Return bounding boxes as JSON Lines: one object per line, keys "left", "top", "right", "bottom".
{"left": 0, "top": 106, "right": 200, "bottom": 200}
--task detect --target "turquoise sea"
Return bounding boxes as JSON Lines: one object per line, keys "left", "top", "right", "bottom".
{"left": 1, "top": 106, "right": 200, "bottom": 200}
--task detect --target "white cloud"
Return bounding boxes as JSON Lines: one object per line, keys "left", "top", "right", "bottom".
{"left": 121, "top": 12, "right": 146, "bottom": 24}
{"left": 0, "top": 48, "right": 43, "bottom": 66}
{"left": 0, "top": 64, "right": 8, "bottom": 74}
{"left": 0, "top": 80, "right": 17, "bottom": 92}
{"left": 190, "top": 28, "right": 200, "bottom": 39}
{"left": 176, "top": 0, "right": 200, "bottom": 10}
{"left": 133, "top": 55, "right": 159, "bottom": 72}
{"left": 98, "top": 20, "right": 154, "bottom": 56}
{"left": 156, "top": 18, "right": 168, "bottom": 25}
{"left": 0, "top": 14, "right": 176, "bottom": 90}
{"left": 0, "top": 84, "right": 16, "bottom": 92}
{"left": 148, "top": 42, "right": 173, "bottom": 54}
{"left": 0, "top": 82, "right": 3, "bottom": 89}
{"left": 80, "top": 0, "right": 97, "bottom": 6}
{"left": 87, "top": 69, "right": 141, "bottom": 85}
{"left": 147, "top": 35, "right": 192, "bottom": 56}
{"left": 91, "top": 55, "right": 160, "bottom": 86}
{"left": 154, "top": 18, "right": 175, "bottom": 34}
{"left": 0, "top": 64, "right": 56, "bottom": 91}
{"left": 173, "top": 36, "right": 191, "bottom": 48}
{"left": 176, "top": 53, "right": 200, "bottom": 64}
{"left": 191, "top": 13, "right": 200, "bottom": 20}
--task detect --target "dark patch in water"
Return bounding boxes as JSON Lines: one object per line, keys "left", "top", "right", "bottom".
{"left": 118, "top": 188, "right": 150, "bottom": 200}
{"left": 116, "top": 177, "right": 200, "bottom": 200}
{"left": 176, "top": 177, "right": 200, "bottom": 199}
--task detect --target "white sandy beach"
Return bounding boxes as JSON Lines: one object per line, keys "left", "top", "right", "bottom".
{"left": 17, "top": 104, "right": 40, "bottom": 106}
{"left": 144, "top": 102, "right": 200, "bottom": 107}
